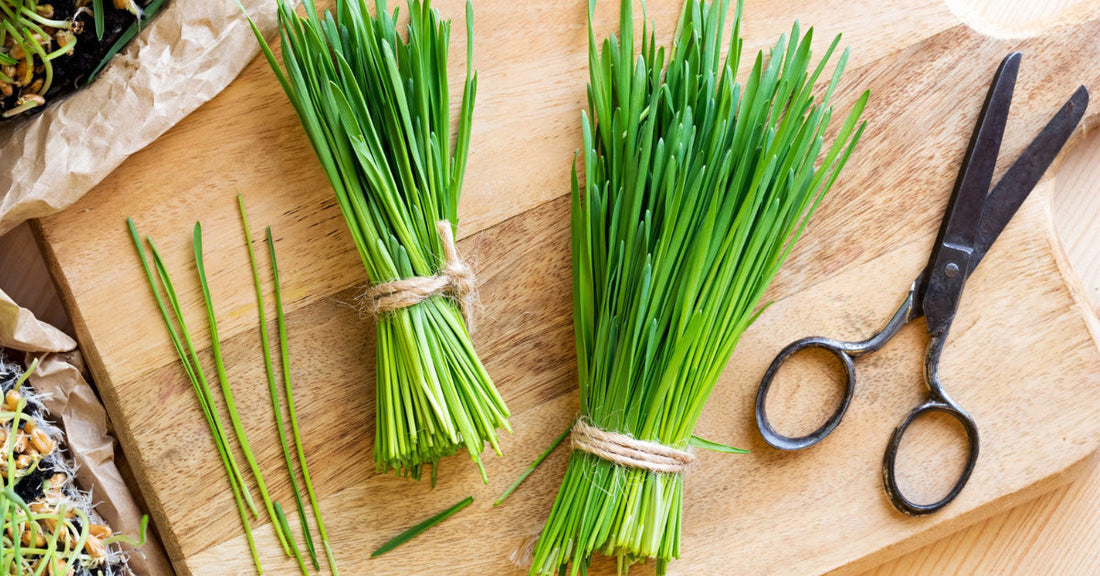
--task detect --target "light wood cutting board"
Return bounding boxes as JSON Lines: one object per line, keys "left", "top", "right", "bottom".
{"left": 32, "top": 0, "right": 1100, "bottom": 574}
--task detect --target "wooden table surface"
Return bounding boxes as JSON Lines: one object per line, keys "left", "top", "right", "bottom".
{"left": 2, "top": 0, "right": 1099, "bottom": 574}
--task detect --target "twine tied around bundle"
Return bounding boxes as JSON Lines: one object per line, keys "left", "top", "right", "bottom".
{"left": 570, "top": 419, "right": 694, "bottom": 475}
{"left": 363, "top": 220, "right": 476, "bottom": 323}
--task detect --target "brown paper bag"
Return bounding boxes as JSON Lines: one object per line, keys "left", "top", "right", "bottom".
{"left": 0, "top": 0, "right": 278, "bottom": 236}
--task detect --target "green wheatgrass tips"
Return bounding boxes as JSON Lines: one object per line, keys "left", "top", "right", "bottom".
{"left": 531, "top": 0, "right": 868, "bottom": 574}
{"left": 240, "top": 196, "right": 321, "bottom": 573}
{"left": 269, "top": 224, "right": 342, "bottom": 575}
{"left": 246, "top": 0, "right": 510, "bottom": 482}
{"left": 494, "top": 422, "right": 572, "bottom": 507}
{"left": 130, "top": 211, "right": 343, "bottom": 575}
{"left": 128, "top": 219, "right": 265, "bottom": 573}
{"left": 193, "top": 221, "right": 295, "bottom": 560}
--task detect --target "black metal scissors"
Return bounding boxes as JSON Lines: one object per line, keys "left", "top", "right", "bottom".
{"left": 754, "top": 52, "right": 1088, "bottom": 516}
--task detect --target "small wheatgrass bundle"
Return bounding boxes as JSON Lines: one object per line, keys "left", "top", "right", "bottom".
{"left": 250, "top": 0, "right": 510, "bottom": 481}
{"left": 531, "top": 0, "right": 867, "bottom": 574}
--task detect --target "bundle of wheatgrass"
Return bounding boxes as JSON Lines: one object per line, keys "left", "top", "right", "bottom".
{"left": 531, "top": 0, "right": 867, "bottom": 574}
{"left": 249, "top": 0, "right": 508, "bottom": 482}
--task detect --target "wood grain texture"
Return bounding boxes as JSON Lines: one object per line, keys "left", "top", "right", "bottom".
{"left": 29, "top": 0, "right": 1100, "bottom": 575}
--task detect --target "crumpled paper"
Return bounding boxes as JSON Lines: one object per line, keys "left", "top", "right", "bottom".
{"left": 0, "top": 288, "right": 173, "bottom": 575}
{"left": 0, "top": 0, "right": 278, "bottom": 236}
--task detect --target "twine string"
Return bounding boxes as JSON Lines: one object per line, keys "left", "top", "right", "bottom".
{"left": 570, "top": 419, "right": 694, "bottom": 474}
{"left": 364, "top": 220, "right": 476, "bottom": 322}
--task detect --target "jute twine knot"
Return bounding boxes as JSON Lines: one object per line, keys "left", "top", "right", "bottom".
{"left": 364, "top": 220, "right": 476, "bottom": 323}
{"left": 571, "top": 419, "right": 694, "bottom": 474}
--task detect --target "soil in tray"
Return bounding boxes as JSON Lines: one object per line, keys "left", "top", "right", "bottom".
{"left": 1, "top": 0, "right": 155, "bottom": 119}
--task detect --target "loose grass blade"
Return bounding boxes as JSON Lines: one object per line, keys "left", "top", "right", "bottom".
{"left": 193, "top": 222, "right": 294, "bottom": 556}
{"left": 268, "top": 225, "right": 341, "bottom": 576}
{"left": 371, "top": 496, "right": 473, "bottom": 558}
{"left": 239, "top": 196, "right": 317, "bottom": 572}
{"left": 127, "top": 219, "right": 263, "bottom": 573}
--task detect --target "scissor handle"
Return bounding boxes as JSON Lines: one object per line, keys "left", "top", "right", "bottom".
{"left": 882, "top": 397, "right": 979, "bottom": 515}
{"left": 755, "top": 289, "right": 916, "bottom": 451}
{"left": 755, "top": 336, "right": 860, "bottom": 450}
{"left": 882, "top": 332, "right": 980, "bottom": 515}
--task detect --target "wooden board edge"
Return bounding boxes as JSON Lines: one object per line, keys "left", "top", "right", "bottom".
{"left": 829, "top": 450, "right": 1100, "bottom": 576}
{"left": 30, "top": 219, "right": 190, "bottom": 576}
{"left": 1043, "top": 184, "right": 1100, "bottom": 356}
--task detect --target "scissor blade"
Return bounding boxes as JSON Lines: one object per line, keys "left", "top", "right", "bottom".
{"left": 969, "top": 85, "right": 1090, "bottom": 274}
{"left": 922, "top": 53, "right": 1020, "bottom": 335}
{"left": 935, "top": 53, "right": 1020, "bottom": 252}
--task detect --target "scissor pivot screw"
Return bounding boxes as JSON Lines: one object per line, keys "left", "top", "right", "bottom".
{"left": 944, "top": 262, "right": 960, "bottom": 278}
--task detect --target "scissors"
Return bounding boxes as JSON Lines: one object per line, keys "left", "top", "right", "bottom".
{"left": 754, "top": 52, "right": 1089, "bottom": 516}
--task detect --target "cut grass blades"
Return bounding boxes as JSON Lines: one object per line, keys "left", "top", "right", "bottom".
{"left": 129, "top": 219, "right": 323, "bottom": 574}
{"left": 246, "top": 0, "right": 510, "bottom": 481}
{"left": 531, "top": 0, "right": 868, "bottom": 574}
{"left": 270, "top": 225, "right": 342, "bottom": 574}
{"left": 494, "top": 422, "right": 572, "bottom": 507}
{"left": 371, "top": 496, "right": 473, "bottom": 558}
{"left": 269, "top": 224, "right": 341, "bottom": 575}
{"left": 127, "top": 218, "right": 263, "bottom": 573}
{"left": 241, "top": 196, "right": 342, "bottom": 575}
{"left": 239, "top": 196, "right": 319, "bottom": 572}
{"left": 193, "top": 222, "right": 297, "bottom": 561}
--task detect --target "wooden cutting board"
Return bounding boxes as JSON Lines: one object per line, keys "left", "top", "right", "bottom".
{"left": 31, "top": 0, "right": 1100, "bottom": 574}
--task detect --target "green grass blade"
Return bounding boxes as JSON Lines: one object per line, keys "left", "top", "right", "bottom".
{"left": 273, "top": 502, "right": 309, "bottom": 575}
{"left": 93, "top": 0, "right": 105, "bottom": 40}
{"left": 193, "top": 222, "right": 293, "bottom": 556}
{"left": 371, "top": 496, "right": 474, "bottom": 558}
{"left": 127, "top": 219, "right": 263, "bottom": 573}
{"left": 495, "top": 423, "right": 572, "bottom": 506}
{"left": 688, "top": 434, "right": 749, "bottom": 454}
{"left": 238, "top": 196, "right": 317, "bottom": 572}
{"left": 268, "top": 225, "right": 340, "bottom": 576}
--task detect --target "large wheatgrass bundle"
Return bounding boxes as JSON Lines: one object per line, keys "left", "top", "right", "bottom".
{"left": 531, "top": 0, "right": 868, "bottom": 573}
